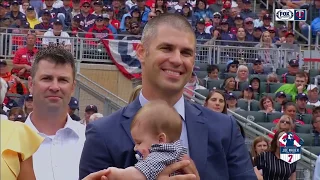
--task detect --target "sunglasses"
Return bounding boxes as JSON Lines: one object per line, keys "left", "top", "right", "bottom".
{"left": 230, "top": 65, "right": 238, "bottom": 68}
{"left": 269, "top": 31, "right": 275, "bottom": 33}
{"left": 280, "top": 120, "right": 291, "bottom": 124}
{"left": 83, "top": 5, "right": 90, "bottom": 8}
{"left": 131, "top": 26, "right": 139, "bottom": 29}
{"left": 245, "top": 22, "right": 253, "bottom": 24}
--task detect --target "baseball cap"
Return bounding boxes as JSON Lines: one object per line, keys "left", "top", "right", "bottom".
{"left": 213, "top": 12, "right": 221, "bottom": 17}
{"left": 226, "top": 59, "right": 239, "bottom": 66}
{"left": 85, "top": 105, "right": 98, "bottom": 113}
{"left": 235, "top": 14, "right": 243, "bottom": 20}
{"left": 197, "top": 18, "right": 205, "bottom": 24}
{"left": 245, "top": 85, "right": 254, "bottom": 91}
{"left": 268, "top": 27, "right": 276, "bottom": 33}
{"left": 244, "top": 17, "right": 253, "bottom": 23}
{"left": 0, "top": 59, "right": 7, "bottom": 67}
{"left": 12, "top": 1, "right": 19, "bottom": 5}
{"left": 242, "top": 0, "right": 251, "bottom": 3}
{"left": 253, "top": 58, "right": 262, "bottom": 65}
{"left": 288, "top": 59, "right": 299, "bottom": 67}
{"left": 220, "top": 18, "right": 228, "bottom": 25}
{"left": 296, "top": 93, "right": 308, "bottom": 100}
{"left": 96, "top": 14, "right": 104, "bottom": 20}
{"left": 53, "top": 18, "right": 63, "bottom": 25}
{"left": 42, "top": 9, "right": 51, "bottom": 15}
{"left": 27, "top": 5, "right": 34, "bottom": 11}
{"left": 275, "top": 91, "right": 286, "bottom": 98}
{"left": 223, "top": 3, "right": 231, "bottom": 9}
{"left": 81, "top": 0, "right": 90, "bottom": 6}
{"left": 263, "top": 14, "right": 272, "bottom": 20}
{"left": 102, "top": 13, "right": 110, "bottom": 19}
{"left": 25, "top": 94, "right": 33, "bottom": 101}
{"left": 183, "top": 3, "right": 191, "bottom": 8}
{"left": 307, "top": 84, "right": 318, "bottom": 91}
{"left": 22, "top": 21, "right": 30, "bottom": 28}
{"left": 285, "top": 31, "right": 294, "bottom": 37}
{"left": 254, "top": 27, "right": 262, "bottom": 31}
{"left": 279, "top": 25, "right": 288, "bottom": 31}
{"left": 175, "top": 9, "right": 182, "bottom": 14}
{"left": 73, "top": 15, "right": 81, "bottom": 22}
{"left": 93, "top": 0, "right": 103, "bottom": 5}
{"left": 226, "top": 92, "right": 237, "bottom": 100}
{"left": 69, "top": 97, "right": 79, "bottom": 110}
{"left": 105, "top": 5, "right": 113, "bottom": 11}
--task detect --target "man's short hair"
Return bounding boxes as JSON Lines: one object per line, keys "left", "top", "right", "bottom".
{"left": 141, "top": 13, "right": 195, "bottom": 49}
{"left": 295, "top": 72, "right": 306, "bottom": 79}
{"left": 130, "top": 100, "right": 182, "bottom": 143}
{"left": 31, "top": 45, "right": 76, "bottom": 79}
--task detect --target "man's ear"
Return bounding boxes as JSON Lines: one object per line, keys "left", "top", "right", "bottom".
{"left": 136, "top": 43, "right": 145, "bottom": 64}
{"left": 158, "top": 133, "right": 167, "bottom": 143}
{"left": 28, "top": 76, "right": 33, "bottom": 94}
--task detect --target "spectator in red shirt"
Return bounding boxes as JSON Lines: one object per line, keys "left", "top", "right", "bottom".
{"left": 85, "top": 15, "right": 114, "bottom": 44}
{"left": 12, "top": 33, "right": 38, "bottom": 80}
{"left": 105, "top": 5, "right": 120, "bottom": 30}
{"left": 273, "top": 102, "right": 305, "bottom": 125}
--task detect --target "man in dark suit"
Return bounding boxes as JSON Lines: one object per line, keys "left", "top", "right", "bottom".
{"left": 79, "top": 13, "right": 256, "bottom": 180}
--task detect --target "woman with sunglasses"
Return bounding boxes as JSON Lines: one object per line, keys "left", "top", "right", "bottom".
{"left": 269, "top": 115, "right": 294, "bottom": 139}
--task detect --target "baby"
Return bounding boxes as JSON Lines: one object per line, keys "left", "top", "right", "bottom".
{"left": 105, "top": 100, "right": 187, "bottom": 180}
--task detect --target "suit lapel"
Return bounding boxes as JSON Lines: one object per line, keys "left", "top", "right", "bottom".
{"left": 185, "top": 101, "right": 208, "bottom": 177}
{"left": 120, "top": 98, "right": 142, "bottom": 145}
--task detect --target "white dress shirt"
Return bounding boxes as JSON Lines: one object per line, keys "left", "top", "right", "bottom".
{"left": 314, "top": 155, "right": 320, "bottom": 180}
{"left": 138, "top": 92, "right": 189, "bottom": 153}
{"left": 25, "top": 113, "right": 85, "bottom": 180}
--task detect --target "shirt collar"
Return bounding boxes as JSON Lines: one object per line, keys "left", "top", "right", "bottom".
{"left": 138, "top": 91, "right": 185, "bottom": 120}
{"left": 25, "top": 112, "right": 81, "bottom": 138}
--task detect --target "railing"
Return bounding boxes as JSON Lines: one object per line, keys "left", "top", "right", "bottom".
{"left": 183, "top": 86, "right": 317, "bottom": 179}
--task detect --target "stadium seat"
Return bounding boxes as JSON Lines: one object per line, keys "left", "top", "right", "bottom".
{"left": 196, "top": 71, "right": 207, "bottom": 79}
{"left": 247, "top": 111, "right": 268, "bottom": 122}
{"left": 250, "top": 74, "right": 267, "bottom": 82}
{"left": 217, "top": 64, "right": 227, "bottom": 72}
{"left": 305, "top": 147, "right": 320, "bottom": 156}
{"left": 296, "top": 114, "right": 313, "bottom": 124}
{"left": 222, "top": 73, "right": 236, "bottom": 79}
{"left": 259, "top": 82, "right": 269, "bottom": 93}
{"left": 257, "top": 122, "right": 275, "bottom": 131}
{"left": 195, "top": 89, "right": 209, "bottom": 99}
{"left": 238, "top": 81, "right": 249, "bottom": 91}
{"left": 295, "top": 124, "right": 313, "bottom": 133}
{"left": 309, "top": 69, "right": 320, "bottom": 78}
{"left": 280, "top": 75, "right": 295, "bottom": 83}
{"left": 274, "top": 103, "right": 282, "bottom": 112}
{"left": 306, "top": 104, "right": 315, "bottom": 109}
{"left": 207, "top": 79, "right": 224, "bottom": 90}
{"left": 262, "top": 93, "right": 292, "bottom": 102}
{"left": 195, "top": 63, "right": 208, "bottom": 71}
{"left": 231, "top": 91, "right": 241, "bottom": 98}
{"left": 266, "top": 112, "right": 283, "bottom": 122}
{"left": 269, "top": 83, "right": 284, "bottom": 93}
{"left": 276, "top": 68, "right": 288, "bottom": 75}
{"left": 249, "top": 100, "right": 260, "bottom": 111}
{"left": 237, "top": 99, "right": 249, "bottom": 111}
{"left": 296, "top": 133, "right": 313, "bottom": 146}
{"left": 234, "top": 110, "right": 248, "bottom": 118}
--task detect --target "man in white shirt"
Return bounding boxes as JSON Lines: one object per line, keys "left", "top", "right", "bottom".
{"left": 25, "top": 45, "right": 85, "bottom": 180}
{"left": 42, "top": 19, "right": 72, "bottom": 50}
{"left": 307, "top": 84, "right": 320, "bottom": 107}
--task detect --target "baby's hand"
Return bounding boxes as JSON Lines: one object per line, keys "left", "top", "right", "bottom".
{"left": 104, "top": 167, "right": 124, "bottom": 180}
{"left": 106, "top": 167, "right": 146, "bottom": 180}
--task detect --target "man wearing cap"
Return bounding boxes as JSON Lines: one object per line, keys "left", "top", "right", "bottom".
{"left": 282, "top": 59, "right": 300, "bottom": 78}
{"left": 80, "top": 105, "right": 98, "bottom": 125}
{"left": 92, "top": 0, "right": 103, "bottom": 15}
{"left": 243, "top": 17, "right": 254, "bottom": 41}
{"left": 85, "top": 15, "right": 114, "bottom": 41}
{"left": 307, "top": 84, "right": 320, "bottom": 106}
{"left": 260, "top": 14, "right": 273, "bottom": 32}
{"left": 71, "top": 0, "right": 81, "bottom": 18}
{"left": 275, "top": 91, "right": 287, "bottom": 104}
{"left": 128, "top": 0, "right": 151, "bottom": 24}
{"left": 34, "top": 9, "right": 53, "bottom": 35}
{"left": 66, "top": 15, "right": 85, "bottom": 37}
{"left": 252, "top": 27, "right": 262, "bottom": 42}
{"left": 69, "top": 97, "right": 81, "bottom": 121}
{"left": 275, "top": 25, "right": 288, "bottom": 44}
{"left": 280, "top": 32, "right": 300, "bottom": 62}
{"left": 195, "top": 18, "right": 211, "bottom": 43}
{"left": 101, "top": 13, "right": 118, "bottom": 37}
{"left": 42, "top": 18, "right": 72, "bottom": 50}
{"left": 56, "top": 0, "right": 73, "bottom": 29}
{"left": 239, "top": 0, "right": 257, "bottom": 19}
{"left": 233, "top": 14, "right": 244, "bottom": 30}
{"left": 225, "top": 59, "right": 239, "bottom": 73}
{"left": 78, "top": 0, "right": 97, "bottom": 31}
{"left": 104, "top": 5, "right": 120, "bottom": 30}
{"left": 276, "top": 72, "right": 307, "bottom": 101}
{"left": 12, "top": 33, "right": 38, "bottom": 80}
{"left": 296, "top": 93, "right": 312, "bottom": 114}
{"left": 39, "top": 0, "right": 60, "bottom": 19}
{"left": 253, "top": 8, "right": 273, "bottom": 28}
{"left": 5, "top": 1, "right": 26, "bottom": 22}
{"left": 122, "top": 21, "right": 141, "bottom": 40}
{"left": 111, "top": 0, "right": 127, "bottom": 21}
{"left": 251, "top": 58, "right": 270, "bottom": 74}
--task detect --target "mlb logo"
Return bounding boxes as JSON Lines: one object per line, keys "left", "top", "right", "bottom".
{"left": 294, "top": 9, "right": 307, "bottom": 21}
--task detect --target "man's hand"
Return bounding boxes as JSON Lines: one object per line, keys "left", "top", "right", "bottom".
{"left": 18, "top": 68, "right": 26, "bottom": 76}
{"left": 24, "top": 64, "right": 32, "bottom": 71}
{"left": 157, "top": 160, "right": 197, "bottom": 180}
{"left": 180, "top": 156, "right": 200, "bottom": 180}
{"left": 82, "top": 169, "right": 109, "bottom": 180}
{"left": 297, "top": 85, "right": 304, "bottom": 93}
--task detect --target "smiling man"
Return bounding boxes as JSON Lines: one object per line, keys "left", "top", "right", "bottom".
{"left": 25, "top": 45, "right": 85, "bottom": 180}
{"left": 79, "top": 13, "right": 256, "bottom": 180}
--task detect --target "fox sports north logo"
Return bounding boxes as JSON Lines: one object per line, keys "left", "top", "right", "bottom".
{"left": 275, "top": 9, "right": 294, "bottom": 21}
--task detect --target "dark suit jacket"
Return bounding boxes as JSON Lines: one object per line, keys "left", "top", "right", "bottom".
{"left": 79, "top": 98, "right": 256, "bottom": 180}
